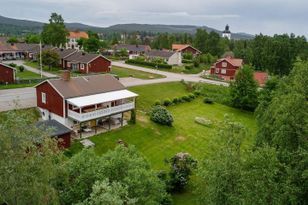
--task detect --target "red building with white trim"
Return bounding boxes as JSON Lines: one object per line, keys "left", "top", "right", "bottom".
{"left": 210, "top": 57, "right": 243, "bottom": 80}
{"left": 172, "top": 44, "right": 201, "bottom": 56}
{"left": 0, "top": 63, "right": 16, "bottom": 84}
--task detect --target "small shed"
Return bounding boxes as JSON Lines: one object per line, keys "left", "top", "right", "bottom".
{"left": 0, "top": 63, "right": 16, "bottom": 84}
{"left": 36, "top": 120, "right": 72, "bottom": 148}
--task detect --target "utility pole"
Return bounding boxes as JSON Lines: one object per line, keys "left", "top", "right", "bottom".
{"left": 39, "top": 40, "right": 43, "bottom": 78}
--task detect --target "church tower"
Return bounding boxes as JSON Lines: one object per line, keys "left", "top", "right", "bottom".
{"left": 222, "top": 24, "right": 231, "bottom": 40}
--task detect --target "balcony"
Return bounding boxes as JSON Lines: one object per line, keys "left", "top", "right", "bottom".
{"left": 68, "top": 102, "right": 135, "bottom": 122}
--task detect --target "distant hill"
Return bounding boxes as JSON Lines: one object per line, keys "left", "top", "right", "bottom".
{"left": 0, "top": 15, "right": 254, "bottom": 39}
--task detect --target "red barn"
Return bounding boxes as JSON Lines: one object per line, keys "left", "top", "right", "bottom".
{"left": 63, "top": 52, "right": 111, "bottom": 73}
{"left": 172, "top": 44, "right": 201, "bottom": 56}
{"left": 210, "top": 57, "right": 243, "bottom": 81}
{"left": 0, "top": 63, "right": 16, "bottom": 84}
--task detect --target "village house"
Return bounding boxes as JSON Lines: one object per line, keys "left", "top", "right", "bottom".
{"left": 35, "top": 72, "right": 138, "bottom": 139}
{"left": 66, "top": 31, "right": 89, "bottom": 50}
{"left": 114, "top": 44, "right": 151, "bottom": 59}
{"left": 145, "top": 50, "right": 182, "bottom": 65}
{"left": 36, "top": 119, "right": 72, "bottom": 148}
{"left": 52, "top": 48, "right": 77, "bottom": 68}
{"left": 0, "top": 63, "right": 16, "bottom": 84}
{"left": 210, "top": 57, "right": 243, "bottom": 80}
{"left": 63, "top": 51, "right": 111, "bottom": 73}
{"left": 172, "top": 44, "right": 201, "bottom": 56}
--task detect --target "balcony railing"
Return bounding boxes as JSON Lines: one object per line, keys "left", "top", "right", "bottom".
{"left": 68, "top": 102, "right": 135, "bottom": 122}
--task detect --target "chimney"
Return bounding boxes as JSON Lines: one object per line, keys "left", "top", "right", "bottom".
{"left": 61, "top": 70, "right": 71, "bottom": 81}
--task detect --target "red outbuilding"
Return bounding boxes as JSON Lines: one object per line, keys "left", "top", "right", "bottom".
{"left": 172, "top": 44, "right": 202, "bottom": 56}
{"left": 210, "top": 57, "right": 243, "bottom": 81}
{"left": 0, "top": 63, "right": 16, "bottom": 84}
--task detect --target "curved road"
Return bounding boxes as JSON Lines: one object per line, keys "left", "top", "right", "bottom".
{"left": 0, "top": 61, "right": 228, "bottom": 112}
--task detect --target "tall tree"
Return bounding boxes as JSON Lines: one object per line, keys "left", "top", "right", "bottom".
{"left": 230, "top": 65, "right": 259, "bottom": 111}
{"left": 41, "top": 13, "right": 68, "bottom": 46}
{"left": 83, "top": 37, "right": 101, "bottom": 53}
{"left": 25, "top": 34, "right": 40, "bottom": 44}
{"left": 41, "top": 49, "right": 60, "bottom": 70}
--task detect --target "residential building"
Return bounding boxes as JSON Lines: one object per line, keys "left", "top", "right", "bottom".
{"left": 63, "top": 51, "right": 111, "bottom": 73}
{"left": 0, "top": 63, "right": 16, "bottom": 84}
{"left": 145, "top": 50, "right": 182, "bottom": 65}
{"left": 172, "top": 44, "right": 201, "bottom": 56}
{"left": 52, "top": 48, "right": 77, "bottom": 68}
{"left": 35, "top": 72, "right": 138, "bottom": 138}
{"left": 222, "top": 24, "right": 231, "bottom": 40}
{"left": 36, "top": 119, "right": 72, "bottom": 148}
{"left": 210, "top": 57, "right": 243, "bottom": 80}
{"left": 114, "top": 44, "right": 151, "bottom": 59}
{"left": 254, "top": 71, "right": 268, "bottom": 87}
{"left": 66, "top": 31, "right": 89, "bottom": 50}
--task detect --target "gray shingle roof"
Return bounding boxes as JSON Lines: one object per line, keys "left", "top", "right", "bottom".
{"left": 114, "top": 44, "right": 151, "bottom": 53}
{"left": 36, "top": 120, "right": 71, "bottom": 137}
{"left": 64, "top": 51, "right": 107, "bottom": 63}
{"left": 53, "top": 48, "right": 77, "bottom": 59}
{"left": 145, "top": 50, "right": 176, "bottom": 59}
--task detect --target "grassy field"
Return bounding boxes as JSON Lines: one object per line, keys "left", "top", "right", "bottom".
{"left": 111, "top": 66, "right": 165, "bottom": 79}
{"left": 69, "top": 82, "right": 257, "bottom": 204}
{"left": 16, "top": 70, "right": 41, "bottom": 79}
{"left": 0, "top": 83, "right": 36, "bottom": 90}
{"left": 24, "top": 61, "right": 61, "bottom": 75}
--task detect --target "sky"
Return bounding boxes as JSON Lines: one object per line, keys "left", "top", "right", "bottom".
{"left": 0, "top": 0, "right": 307, "bottom": 36}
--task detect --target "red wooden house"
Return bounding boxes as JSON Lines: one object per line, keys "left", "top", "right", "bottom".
{"left": 0, "top": 63, "right": 16, "bottom": 84}
{"left": 35, "top": 72, "right": 138, "bottom": 139}
{"left": 210, "top": 57, "right": 243, "bottom": 80}
{"left": 63, "top": 52, "right": 111, "bottom": 73}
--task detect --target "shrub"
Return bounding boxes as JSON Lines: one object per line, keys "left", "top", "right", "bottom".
{"left": 203, "top": 98, "right": 214, "bottom": 104}
{"left": 18, "top": 65, "right": 25, "bottom": 72}
{"left": 130, "top": 110, "right": 136, "bottom": 124}
{"left": 182, "top": 59, "right": 193, "bottom": 64}
{"left": 163, "top": 98, "right": 172, "bottom": 106}
{"left": 185, "top": 65, "right": 193, "bottom": 70}
{"left": 193, "top": 58, "right": 200, "bottom": 67}
{"left": 172, "top": 97, "right": 179, "bottom": 104}
{"left": 154, "top": 100, "right": 161, "bottom": 106}
{"left": 182, "top": 95, "right": 191, "bottom": 102}
{"left": 150, "top": 106, "right": 173, "bottom": 126}
{"left": 9, "top": 63, "right": 17, "bottom": 67}
{"left": 193, "top": 90, "right": 201, "bottom": 96}
{"left": 188, "top": 93, "right": 195, "bottom": 99}
{"left": 194, "top": 117, "right": 213, "bottom": 127}
{"left": 182, "top": 52, "right": 193, "bottom": 60}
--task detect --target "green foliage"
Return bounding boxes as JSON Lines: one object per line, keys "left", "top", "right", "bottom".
{"left": 0, "top": 110, "right": 63, "bottom": 205}
{"left": 203, "top": 97, "right": 214, "bottom": 104}
{"left": 150, "top": 105, "right": 174, "bottom": 126}
{"left": 184, "top": 64, "right": 193, "bottom": 70}
{"left": 83, "top": 37, "right": 102, "bottom": 53}
{"left": 199, "top": 84, "right": 230, "bottom": 105}
{"left": 18, "top": 65, "right": 25, "bottom": 72}
{"left": 182, "top": 52, "right": 193, "bottom": 60}
{"left": 230, "top": 65, "right": 258, "bottom": 111}
{"left": 163, "top": 98, "right": 172, "bottom": 106}
{"left": 154, "top": 100, "right": 161, "bottom": 106}
{"left": 7, "top": 36, "right": 18, "bottom": 43}
{"left": 126, "top": 59, "right": 172, "bottom": 69}
{"left": 8, "top": 63, "right": 16, "bottom": 67}
{"left": 25, "top": 34, "right": 40, "bottom": 44}
{"left": 181, "top": 95, "right": 191, "bottom": 102}
{"left": 172, "top": 97, "right": 179, "bottom": 104}
{"left": 130, "top": 109, "right": 136, "bottom": 124}
{"left": 193, "top": 29, "right": 225, "bottom": 56}
{"left": 41, "top": 13, "right": 68, "bottom": 46}
{"left": 40, "top": 49, "right": 60, "bottom": 70}
{"left": 167, "top": 153, "right": 197, "bottom": 193}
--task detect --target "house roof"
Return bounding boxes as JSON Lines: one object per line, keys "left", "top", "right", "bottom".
{"left": 254, "top": 71, "right": 268, "bottom": 86}
{"left": 145, "top": 50, "right": 176, "bottom": 59}
{"left": 0, "top": 63, "right": 16, "bottom": 71}
{"left": 68, "top": 31, "right": 89, "bottom": 39}
{"left": 40, "top": 74, "right": 126, "bottom": 99}
{"left": 216, "top": 57, "right": 243, "bottom": 67}
{"left": 64, "top": 51, "right": 110, "bottom": 63}
{"left": 67, "top": 89, "right": 138, "bottom": 107}
{"left": 172, "top": 44, "right": 201, "bottom": 53}
{"left": 53, "top": 48, "right": 77, "bottom": 59}
{"left": 36, "top": 120, "right": 71, "bottom": 137}
{"left": 114, "top": 44, "right": 151, "bottom": 52}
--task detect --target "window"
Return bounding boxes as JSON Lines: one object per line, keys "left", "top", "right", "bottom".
{"left": 215, "top": 68, "right": 220, "bottom": 74}
{"left": 222, "top": 62, "right": 227, "bottom": 67}
{"left": 80, "top": 64, "right": 84, "bottom": 70}
{"left": 221, "top": 69, "right": 226, "bottom": 74}
{"left": 42, "top": 92, "right": 46, "bottom": 104}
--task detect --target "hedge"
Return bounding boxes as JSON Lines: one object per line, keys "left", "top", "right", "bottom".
{"left": 182, "top": 59, "right": 193, "bottom": 64}
{"left": 125, "top": 59, "right": 172, "bottom": 69}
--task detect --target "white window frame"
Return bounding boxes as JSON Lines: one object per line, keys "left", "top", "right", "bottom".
{"left": 215, "top": 68, "right": 220, "bottom": 74}
{"left": 221, "top": 69, "right": 227, "bottom": 74}
{"left": 42, "top": 92, "right": 46, "bottom": 104}
{"left": 80, "top": 64, "right": 85, "bottom": 70}
{"left": 222, "top": 62, "right": 227, "bottom": 68}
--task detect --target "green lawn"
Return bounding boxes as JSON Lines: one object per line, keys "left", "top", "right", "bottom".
{"left": 68, "top": 82, "right": 257, "bottom": 205}
{"left": 0, "top": 83, "right": 36, "bottom": 90}
{"left": 24, "top": 61, "right": 61, "bottom": 75}
{"left": 111, "top": 66, "right": 165, "bottom": 79}
{"left": 16, "top": 70, "right": 41, "bottom": 79}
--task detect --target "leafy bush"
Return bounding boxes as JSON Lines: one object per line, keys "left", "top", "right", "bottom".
{"left": 185, "top": 65, "right": 194, "bottom": 70}
{"left": 150, "top": 106, "right": 173, "bottom": 126}
{"left": 188, "top": 93, "right": 195, "bottom": 99}
{"left": 193, "top": 90, "right": 201, "bottom": 96}
{"left": 194, "top": 117, "right": 213, "bottom": 127}
{"left": 18, "top": 65, "right": 25, "bottom": 72}
{"left": 182, "top": 52, "right": 193, "bottom": 60}
{"left": 163, "top": 98, "right": 172, "bottom": 106}
{"left": 172, "top": 97, "right": 180, "bottom": 104}
{"left": 154, "top": 100, "right": 161, "bottom": 106}
{"left": 203, "top": 97, "right": 214, "bottom": 104}
{"left": 193, "top": 58, "right": 200, "bottom": 67}
{"left": 182, "top": 95, "right": 191, "bottom": 102}
{"left": 126, "top": 59, "right": 172, "bottom": 69}
{"left": 9, "top": 63, "right": 17, "bottom": 67}
{"left": 182, "top": 59, "right": 193, "bottom": 64}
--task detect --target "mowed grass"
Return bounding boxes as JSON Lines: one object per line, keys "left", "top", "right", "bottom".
{"left": 16, "top": 70, "right": 41, "bottom": 79}
{"left": 69, "top": 82, "right": 257, "bottom": 204}
{"left": 111, "top": 66, "right": 165, "bottom": 79}
{"left": 24, "top": 61, "right": 61, "bottom": 75}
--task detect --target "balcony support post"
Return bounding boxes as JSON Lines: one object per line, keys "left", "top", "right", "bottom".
{"left": 109, "top": 115, "right": 111, "bottom": 130}
{"left": 95, "top": 119, "right": 97, "bottom": 134}
{"left": 121, "top": 112, "right": 124, "bottom": 127}
{"left": 79, "top": 122, "right": 82, "bottom": 138}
